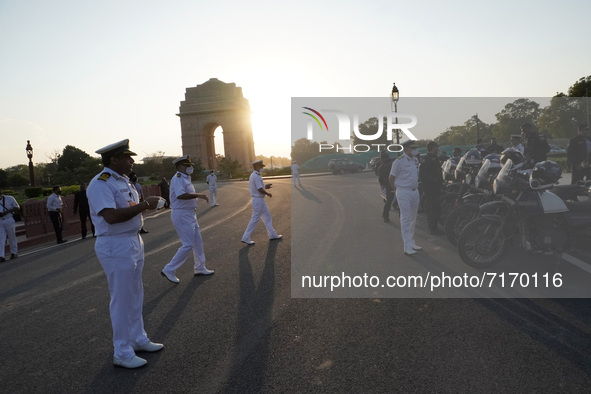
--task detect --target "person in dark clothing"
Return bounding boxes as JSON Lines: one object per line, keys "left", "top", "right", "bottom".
{"left": 566, "top": 123, "right": 591, "bottom": 184}
{"left": 73, "top": 183, "right": 95, "bottom": 238}
{"left": 158, "top": 177, "right": 170, "bottom": 208}
{"left": 474, "top": 139, "right": 488, "bottom": 157}
{"left": 377, "top": 151, "right": 395, "bottom": 222}
{"left": 486, "top": 138, "right": 503, "bottom": 154}
{"left": 419, "top": 141, "right": 444, "bottom": 235}
{"left": 521, "top": 122, "right": 550, "bottom": 168}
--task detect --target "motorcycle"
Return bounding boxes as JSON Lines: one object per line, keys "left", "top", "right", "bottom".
{"left": 456, "top": 159, "right": 591, "bottom": 268}
{"left": 445, "top": 158, "right": 590, "bottom": 248}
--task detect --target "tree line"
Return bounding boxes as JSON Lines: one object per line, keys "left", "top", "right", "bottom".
{"left": 292, "top": 76, "right": 591, "bottom": 161}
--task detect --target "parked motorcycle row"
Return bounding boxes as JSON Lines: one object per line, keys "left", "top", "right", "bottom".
{"left": 439, "top": 148, "right": 591, "bottom": 268}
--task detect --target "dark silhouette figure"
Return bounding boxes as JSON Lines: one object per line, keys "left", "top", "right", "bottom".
{"left": 73, "top": 183, "right": 95, "bottom": 238}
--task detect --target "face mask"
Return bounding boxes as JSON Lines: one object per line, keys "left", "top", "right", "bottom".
{"left": 411, "top": 149, "right": 419, "bottom": 156}
{"left": 185, "top": 166, "right": 194, "bottom": 175}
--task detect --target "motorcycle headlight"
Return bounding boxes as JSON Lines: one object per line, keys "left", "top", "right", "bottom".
{"left": 466, "top": 174, "right": 472, "bottom": 185}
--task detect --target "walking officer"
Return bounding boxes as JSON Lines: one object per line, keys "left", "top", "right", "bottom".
{"left": 419, "top": 141, "right": 444, "bottom": 235}
{"left": 87, "top": 139, "right": 164, "bottom": 369}
{"left": 161, "top": 155, "right": 213, "bottom": 284}
{"left": 206, "top": 170, "right": 219, "bottom": 206}
{"left": 389, "top": 140, "right": 422, "bottom": 256}
{"left": 241, "top": 159, "right": 282, "bottom": 245}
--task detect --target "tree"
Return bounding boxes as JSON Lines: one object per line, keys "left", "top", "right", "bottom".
{"left": 291, "top": 138, "right": 321, "bottom": 165}
{"left": 0, "top": 169, "right": 8, "bottom": 188}
{"left": 57, "top": 145, "right": 91, "bottom": 172}
{"left": 217, "top": 156, "right": 241, "bottom": 178}
{"left": 537, "top": 96, "right": 585, "bottom": 139}
{"left": 566, "top": 76, "right": 591, "bottom": 97}
{"left": 492, "top": 98, "right": 541, "bottom": 142}
{"left": 352, "top": 117, "right": 390, "bottom": 147}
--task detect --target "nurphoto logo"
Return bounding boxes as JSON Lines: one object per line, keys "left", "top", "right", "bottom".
{"left": 301, "top": 107, "right": 419, "bottom": 153}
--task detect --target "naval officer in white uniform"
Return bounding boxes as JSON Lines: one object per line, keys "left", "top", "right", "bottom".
{"left": 87, "top": 139, "right": 163, "bottom": 369}
{"left": 389, "top": 140, "right": 423, "bottom": 256}
{"left": 161, "top": 155, "right": 213, "bottom": 284}
{"left": 206, "top": 170, "right": 219, "bottom": 206}
{"left": 241, "top": 159, "right": 282, "bottom": 245}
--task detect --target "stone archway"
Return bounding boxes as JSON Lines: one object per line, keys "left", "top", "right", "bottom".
{"left": 177, "top": 78, "right": 256, "bottom": 171}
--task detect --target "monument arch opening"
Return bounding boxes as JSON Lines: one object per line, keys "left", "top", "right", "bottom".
{"left": 177, "top": 78, "right": 255, "bottom": 172}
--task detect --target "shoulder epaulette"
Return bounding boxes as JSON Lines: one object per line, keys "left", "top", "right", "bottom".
{"left": 98, "top": 172, "right": 111, "bottom": 182}
{"left": 176, "top": 173, "right": 182, "bottom": 177}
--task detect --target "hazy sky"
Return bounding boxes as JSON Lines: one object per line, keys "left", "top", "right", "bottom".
{"left": 1, "top": 0, "right": 590, "bottom": 169}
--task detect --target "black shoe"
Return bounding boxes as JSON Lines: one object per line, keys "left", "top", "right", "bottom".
{"left": 429, "top": 229, "right": 444, "bottom": 235}
{"left": 10, "top": 253, "right": 17, "bottom": 260}
{"left": 0, "top": 257, "right": 5, "bottom": 263}
{"left": 58, "top": 240, "right": 68, "bottom": 244}
{"left": 383, "top": 217, "right": 390, "bottom": 223}
{"left": 140, "top": 229, "right": 149, "bottom": 234}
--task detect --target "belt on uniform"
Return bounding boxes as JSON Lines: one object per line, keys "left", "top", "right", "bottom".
{"left": 396, "top": 187, "right": 417, "bottom": 191}
{"left": 98, "top": 231, "right": 141, "bottom": 237}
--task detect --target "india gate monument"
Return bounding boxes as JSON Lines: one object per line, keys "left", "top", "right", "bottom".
{"left": 177, "top": 78, "right": 256, "bottom": 171}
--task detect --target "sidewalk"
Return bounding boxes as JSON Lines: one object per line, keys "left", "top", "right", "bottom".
{"left": 8, "top": 208, "right": 167, "bottom": 257}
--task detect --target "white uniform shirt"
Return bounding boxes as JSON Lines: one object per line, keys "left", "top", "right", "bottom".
{"left": 87, "top": 167, "right": 142, "bottom": 236}
{"left": 0, "top": 195, "right": 19, "bottom": 220}
{"left": 249, "top": 170, "right": 265, "bottom": 198}
{"left": 46, "top": 193, "right": 63, "bottom": 211}
{"left": 170, "top": 171, "right": 197, "bottom": 210}
{"left": 206, "top": 173, "right": 217, "bottom": 187}
{"left": 390, "top": 153, "right": 419, "bottom": 188}
{"left": 291, "top": 163, "right": 300, "bottom": 175}
{"left": 514, "top": 143, "right": 525, "bottom": 155}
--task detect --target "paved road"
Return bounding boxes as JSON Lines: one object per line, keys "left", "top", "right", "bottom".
{"left": 1, "top": 175, "right": 591, "bottom": 393}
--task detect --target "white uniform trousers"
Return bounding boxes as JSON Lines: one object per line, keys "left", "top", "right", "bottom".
{"left": 292, "top": 173, "right": 301, "bottom": 185}
{"left": 396, "top": 188, "right": 419, "bottom": 252}
{"left": 209, "top": 186, "right": 218, "bottom": 206}
{"left": 242, "top": 197, "right": 278, "bottom": 242}
{"left": 164, "top": 209, "right": 206, "bottom": 273}
{"left": 0, "top": 218, "right": 17, "bottom": 258}
{"left": 95, "top": 234, "right": 148, "bottom": 361}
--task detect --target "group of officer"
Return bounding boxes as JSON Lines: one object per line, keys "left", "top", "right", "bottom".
{"left": 382, "top": 122, "right": 553, "bottom": 256}
{"left": 86, "top": 139, "right": 282, "bottom": 369}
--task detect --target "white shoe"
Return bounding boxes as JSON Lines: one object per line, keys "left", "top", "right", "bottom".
{"left": 113, "top": 355, "right": 147, "bottom": 369}
{"left": 161, "top": 270, "right": 180, "bottom": 284}
{"left": 404, "top": 249, "right": 417, "bottom": 256}
{"left": 412, "top": 244, "right": 423, "bottom": 251}
{"left": 134, "top": 341, "right": 164, "bottom": 352}
{"left": 270, "top": 235, "right": 283, "bottom": 241}
{"left": 241, "top": 240, "right": 255, "bottom": 245}
{"left": 194, "top": 268, "right": 214, "bottom": 276}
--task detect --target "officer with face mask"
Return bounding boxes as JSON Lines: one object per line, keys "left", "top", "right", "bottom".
{"left": 161, "top": 155, "right": 214, "bottom": 284}
{"left": 47, "top": 185, "right": 67, "bottom": 244}
{"left": 389, "top": 140, "right": 422, "bottom": 256}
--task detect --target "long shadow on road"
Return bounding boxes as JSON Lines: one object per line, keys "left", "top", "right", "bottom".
{"left": 221, "top": 241, "right": 279, "bottom": 393}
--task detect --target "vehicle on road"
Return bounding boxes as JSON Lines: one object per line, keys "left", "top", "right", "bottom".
{"left": 329, "top": 159, "right": 364, "bottom": 174}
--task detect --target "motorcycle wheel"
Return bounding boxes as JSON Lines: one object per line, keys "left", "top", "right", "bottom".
{"left": 438, "top": 193, "right": 458, "bottom": 226}
{"left": 444, "top": 204, "right": 478, "bottom": 247}
{"left": 457, "top": 217, "right": 512, "bottom": 268}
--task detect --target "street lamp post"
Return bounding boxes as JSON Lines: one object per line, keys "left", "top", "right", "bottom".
{"left": 391, "top": 83, "right": 400, "bottom": 145}
{"left": 26, "top": 140, "right": 35, "bottom": 187}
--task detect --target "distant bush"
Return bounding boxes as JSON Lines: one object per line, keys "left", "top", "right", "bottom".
{"left": 42, "top": 185, "right": 80, "bottom": 197}
{"left": 2, "top": 189, "right": 16, "bottom": 195}
{"left": 551, "top": 156, "right": 568, "bottom": 173}
{"left": 24, "top": 187, "right": 43, "bottom": 198}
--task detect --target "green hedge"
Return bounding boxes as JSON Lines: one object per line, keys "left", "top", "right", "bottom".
{"left": 25, "top": 187, "right": 43, "bottom": 198}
